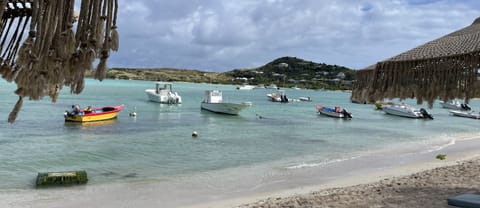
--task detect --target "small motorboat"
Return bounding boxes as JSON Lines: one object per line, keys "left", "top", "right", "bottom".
{"left": 439, "top": 100, "right": 471, "bottom": 111}
{"left": 449, "top": 110, "right": 480, "bottom": 119}
{"left": 64, "top": 104, "right": 124, "bottom": 122}
{"left": 299, "top": 96, "right": 312, "bottom": 102}
{"left": 266, "top": 84, "right": 278, "bottom": 89}
{"left": 291, "top": 86, "right": 302, "bottom": 90}
{"left": 201, "top": 90, "right": 250, "bottom": 115}
{"left": 267, "top": 90, "right": 289, "bottom": 102}
{"left": 382, "top": 103, "right": 433, "bottom": 119}
{"left": 316, "top": 105, "right": 352, "bottom": 119}
{"left": 236, "top": 84, "right": 256, "bottom": 90}
{"left": 145, "top": 82, "right": 182, "bottom": 104}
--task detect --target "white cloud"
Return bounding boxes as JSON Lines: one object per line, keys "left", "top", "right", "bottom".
{"left": 108, "top": 0, "right": 480, "bottom": 71}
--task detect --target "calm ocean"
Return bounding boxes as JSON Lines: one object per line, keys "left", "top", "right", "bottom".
{"left": 0, "top": 78, "right": 479, "bottom": 189}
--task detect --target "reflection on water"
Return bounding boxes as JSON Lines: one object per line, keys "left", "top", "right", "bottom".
{"left": 64, "top": 118, "right": 119, "bottom": 129}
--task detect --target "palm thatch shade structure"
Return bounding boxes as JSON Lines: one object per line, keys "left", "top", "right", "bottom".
{"left": 351, "top": 17, "right": 480, "bottom": 107}
{"left": 0, "top": 0, "right": 119, "bottom": 123}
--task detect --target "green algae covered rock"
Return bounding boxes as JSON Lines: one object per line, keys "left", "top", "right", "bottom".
{"left": 36, "top": 170, "right": 88, "bottom": 187}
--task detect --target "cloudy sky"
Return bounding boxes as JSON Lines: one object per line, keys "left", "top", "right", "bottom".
{"left": 108, "top": 0, "right": 479, "bottom": 72}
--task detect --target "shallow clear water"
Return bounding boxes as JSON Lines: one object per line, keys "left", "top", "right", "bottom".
{"left": 0, "top": 78, "right": 479, "bottom": 189}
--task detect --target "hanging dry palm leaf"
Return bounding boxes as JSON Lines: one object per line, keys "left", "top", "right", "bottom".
{"left": 352, "top": 17, "right": 480, "bottom": 106}
{"left": 0, "top": 0, "right": 119, "bottom": 123}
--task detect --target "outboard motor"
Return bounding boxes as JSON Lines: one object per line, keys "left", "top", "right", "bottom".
{"left": 419, "top": 108, "right": 434, "bottom": 119}
{"left": 461, "top": 103, "right": 471, "bottom": 111}
{"left": 64, "top": 110, "right": 76, "bottom": 118}
{"left": 341, "top": 109, "right": 353, "bottom": 119}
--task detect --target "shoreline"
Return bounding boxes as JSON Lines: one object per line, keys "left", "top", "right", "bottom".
{"left": 189, "top": 139, "right": 480, "bottom": 208}
{"left": 2, "top": 137, "right": 480, "bottom": 208}
{"left": 236, "top": 158, "right": 480, "bottom": 208}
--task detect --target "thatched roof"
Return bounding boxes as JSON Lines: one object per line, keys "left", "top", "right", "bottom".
{"left": 351, "top": 17, "right": 480, "bottom": 107}
{"left": 0, "top": 0, "right": 119, "bottom": 123}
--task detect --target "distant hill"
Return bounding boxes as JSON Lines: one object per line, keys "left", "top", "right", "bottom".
{"left": 224, "top": 56, "right": 355, "bottom": 90}
{"left": 99, "top": 56, "right": 355, "bottom": 90}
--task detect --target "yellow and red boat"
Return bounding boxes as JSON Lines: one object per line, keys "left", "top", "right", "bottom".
{"left": 64, "top": 104, "right": 124, "bottom": 122}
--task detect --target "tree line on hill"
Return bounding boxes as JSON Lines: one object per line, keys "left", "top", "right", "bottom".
{"left": 225, "top": 56, "right": 355, "bottom": 90}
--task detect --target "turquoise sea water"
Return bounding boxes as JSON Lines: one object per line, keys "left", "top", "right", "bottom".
{"left": 1, "top": 78, "right": 479, "bottom": 189}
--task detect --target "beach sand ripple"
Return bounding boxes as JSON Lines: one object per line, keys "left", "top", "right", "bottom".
{"left": 238, "top": 159, "right": 480, "bottom": 208}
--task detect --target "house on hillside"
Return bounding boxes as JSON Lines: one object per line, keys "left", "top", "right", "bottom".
{"left": 234, "top": 77, "right": 248, "bottom": 81}
{"left": 278, "top": 63, "right": 289, "bottom": 68}
{"left": 272, "top": 73, "right": 285, "bottom": 77}
{"left": 316, "top": 71, "right": 329, "bottom": 76}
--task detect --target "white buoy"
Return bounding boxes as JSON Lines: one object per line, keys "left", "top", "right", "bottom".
{"left": 192, "top": 131, "right": 198, "bottom": 137}
{"left": 129, "top": 107, "right": 137, "bottom": 117}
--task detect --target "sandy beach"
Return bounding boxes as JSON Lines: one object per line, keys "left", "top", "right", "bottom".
{"left": 2, "top": 138, "right": 480, "bottom": 208}
{"left": 237, "top": 158, "right": 480, "bottom": 208}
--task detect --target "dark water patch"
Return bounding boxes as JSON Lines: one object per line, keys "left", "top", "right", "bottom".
{"left": 251, "top": 116, "right": 306, "bottom": 126}
{"left": 123, "top": 173, "right": 138, "bottom": 178}
{"left": 0, "top": 139, "right": 15, "bottom": 145}
{"left": 100, "top": 171, "right": 118, "bottom": 177}
{"left": 302, "top": 138, "right": 327, "bottom": 144}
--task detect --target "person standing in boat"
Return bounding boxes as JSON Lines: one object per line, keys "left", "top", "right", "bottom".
{"left": 281, "top": 94, "right": 289, "bottom": 103}
{"left": 68, "top": 105, "right": 81, "bottom": 116}
{"left": 73, "top": 105, "right": 81, "bottom": 114}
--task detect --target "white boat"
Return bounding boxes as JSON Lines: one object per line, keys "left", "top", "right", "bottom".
{"left": 299, "top": 96, "right": 312, "bottom": 102}
{"left": 439, "top": 100, "right": 471, "bottom": 111}
{"left": 201, "top": 90, "right": 250, "bottom": 115}
{"left": 266, "top": 84, "right": 278, "bottom": 89}
{"left": 449, "top": 110, "right": 480, "bottom": 119}
{"left": 382, "top": 103, "right": 433, "bottom": 119}
{"left": 291, "top": 86, "right": 301, "bottom": 90}
{"left": 145, "top": 82, "right": 182, "bottom": 104}
{"left": 236, "top": 84, "right": 256, "bottom": 90}
{"left": 316, "top": 105, "right": 352, "bottom": 119}
{"left": 267, "top": 90, "right": 288, "bottom": 102}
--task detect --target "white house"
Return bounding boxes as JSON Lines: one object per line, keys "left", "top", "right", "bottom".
{"left": 278, "top": 63, "right": 289, "bottom": 68}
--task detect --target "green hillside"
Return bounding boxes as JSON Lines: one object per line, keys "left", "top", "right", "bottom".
{"left": 225, "top": 56, "right": 355, "bottom": 90}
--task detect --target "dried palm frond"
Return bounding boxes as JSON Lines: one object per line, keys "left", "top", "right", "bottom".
{"left": 352, "top": 17, "right": 480, "bottom": 106}
{"left": 0, "top": 0, "right": 119, "bottom": 123}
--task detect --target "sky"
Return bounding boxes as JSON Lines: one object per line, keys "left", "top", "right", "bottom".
{"left": 108, "top": 0, "right": 480, "bottom": 72}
